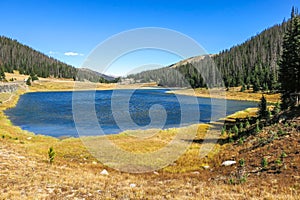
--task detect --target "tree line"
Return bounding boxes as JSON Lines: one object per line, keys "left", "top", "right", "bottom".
{"left": 0, "top": 36, "right": 114, "bottom": 82}
{"left": 128, "top": 15, "right": 291, "bottom": 92}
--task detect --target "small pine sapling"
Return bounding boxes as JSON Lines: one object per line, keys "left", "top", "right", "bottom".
{"left": 48, "top": 147, "right": 56, "bottom": 164}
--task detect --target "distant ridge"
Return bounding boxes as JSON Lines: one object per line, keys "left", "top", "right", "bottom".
{"left": 77, "top": 68, "right": 116, "bottom": 82}
{"left": 0, "top": 36, "right": 113, "bottom": 82}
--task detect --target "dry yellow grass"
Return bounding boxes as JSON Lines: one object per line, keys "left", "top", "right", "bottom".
{"left": 0, "top": 77, "right": 298, "bottom": 199}
{"left": 170, "top": 87, "right": 280, "bottom": 103}
{"left": 5, "top": 71, "right": 158, "bottom": 92}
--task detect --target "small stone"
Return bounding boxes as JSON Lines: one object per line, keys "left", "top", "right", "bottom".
{"left": 27, "top": 137, "right": 32, "bottom": 140}
{"left": 192, "top": 171, "right": 200, "bottom": 175}
{"left": 221, "top": 160, "right": 236, "bottom": 166}
{"left": 92, "top": 161, "right": 97, "bottom": 165}
{"left": 130, "top": 183, "right": 136, "bottom": 188}
{"left": 202, "top": 165, "right": 210, "bottom": 169}
{"left": 97, "top": 190, "right": 102, "bottom": 194}
{"left": 153, "top": 171, "right": 159, "bottom": 175}
{"left": 100, "top": 169, "right": 109, "bottom": 175}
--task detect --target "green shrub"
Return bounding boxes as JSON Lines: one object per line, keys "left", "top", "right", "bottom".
{"left": 255, "top": 123, "right": 260, "bottom": 133}
{"left": 30, "top": 72, "right": 39, "bottom": 82}
{"left": 228, "top": 178, "right": 235, "bottom": 185}
{"left": 240, "top": 85, "right": 245, "bottom": 92}
{"left": 281, "top": 151, "right": 287, "bottom": 158}
{"left": 239, "top": 122, "right": 244, "bottom": 131}
{"left": 275, "top": 159, "right": 282, "bottom": 165}
{"left": 239, "top": 175, "right": 247, "bottom": 184}
{"left": 48, "top": 147, "right": 56, "bottom": 164}
{"left": 221, "top": 127, "right": 226, "bottom": 136}
{"left": 273, "top": 102, "right": 281, "bottom": 114}
{"left": 245, "top": 120, "right": 250, "bottom": 128}
{"left": 267, "top": 109, "right": 272, "bottom": 119}
{"left": 261, "top": 157, "right": 268, "bottom": 168}
{"left": 278, "top": 129, "right": 286, "bottom": 136}
{"left": 238, "top": 138, "right": 244, "bottom": 145}
{"left": 26, "top": 77, "right": 31, "bottom": 86}
{"left": 239, "top": 158, "right": 245, "bottom": 167}
{"left": 233, "top": 125, "right": 239, "bottom": 136}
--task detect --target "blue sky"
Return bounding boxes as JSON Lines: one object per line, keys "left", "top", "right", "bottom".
{"left": 0, "top": 0, "right": 298, "bottom": 76}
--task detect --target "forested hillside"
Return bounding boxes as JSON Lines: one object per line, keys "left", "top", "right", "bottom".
{"left": 0, "top": 36, "right": 114, "bottom": 82}
{"left": 128, "top": 17, "right": 292, "bottom": 91}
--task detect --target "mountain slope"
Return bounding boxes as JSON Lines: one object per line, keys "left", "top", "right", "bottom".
{"left": 77, "top": 68, "right": 116, "bottom": 82}
{"left": 0, "top": 36, "right": 113, "bottom": 82}
{"left": 128, "top": 18, "right": 290, "bottom": 90}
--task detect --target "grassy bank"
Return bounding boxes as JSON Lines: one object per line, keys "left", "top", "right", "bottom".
{"left": 169, "top": 87, "right": 280, "bottom": 103}
{"left": 1, "top": 83, "right": 298, "bottom": 199}
{"left": 0, "top": 86, "right": 216, "bottom": 173}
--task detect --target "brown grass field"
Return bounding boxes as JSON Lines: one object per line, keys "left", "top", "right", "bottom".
{"left": 169, "top": 87, "right": 281, "bottom": 103}
{"left": 0, "top": 72, "right": 299, "bottom": 199}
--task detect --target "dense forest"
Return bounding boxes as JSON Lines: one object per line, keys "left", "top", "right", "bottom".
{"left": 128, "top": 16, "right": 293, "bottom": 92}
{"left": 0, "top": 36, "right": 114, "bottom": 82}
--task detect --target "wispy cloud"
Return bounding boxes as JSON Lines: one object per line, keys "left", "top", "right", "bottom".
{"left": 48, "top": 51, "right": 60, "bottom": 55}
{"left": 64, "top": 51, "right": 84, "bottom": 56}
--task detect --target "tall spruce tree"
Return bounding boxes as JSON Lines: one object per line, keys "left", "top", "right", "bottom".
{"left": 279, "top": 7, "right": 300, "bottom": 109}
{"left": 0, "top": 67, "right": 5, "bottom": 81}
{"left": 258, "top": 95, "right": 268, "bottom": 119}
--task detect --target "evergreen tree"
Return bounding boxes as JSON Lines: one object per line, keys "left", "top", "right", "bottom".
{"left": 258, "top": 95, "right": 268, "bottom": 119}
{"left": 279, "top": 7, "right": 300, "bottom": 109}
{"left": 26, "top": 77, "right": 31, "bottom": 86}
{"left": 0, "top": 67, "right": 5, "bottom": 81}
{"left": 128, "top": 18, "right": 288, "bottom": 90}
{"left": 0, "top": 36, "right": 112, "bottom": 82}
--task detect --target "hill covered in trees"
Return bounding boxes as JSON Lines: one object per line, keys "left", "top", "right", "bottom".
{"left": 128, "top": 17, "right": 292, "bottom": 91}
{"left": 0, "top": 36, "right": 115, "bottom": 82}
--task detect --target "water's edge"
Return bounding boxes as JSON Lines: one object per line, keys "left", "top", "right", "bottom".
{"left": 4, "top": 89, "right": 257, "bottom": 139}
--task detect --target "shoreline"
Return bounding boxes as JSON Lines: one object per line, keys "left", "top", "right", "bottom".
{"left": 3, "top": 86, "right": 297, "bottom": 200}
{"left": 1, "top": 85, "right": 258, "bottom": 141}
{"left": 167, "top": 88, "right": 281, "bottom": 103}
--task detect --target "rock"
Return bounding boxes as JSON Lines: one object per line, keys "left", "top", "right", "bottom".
{"left": 130, "top": 183, "right": 136, "bottom": 188}
{"left": 153, "top": 171, "right": 159, "bottom": 175}
{"left": 192, "top": 171, "right": 200, "bottom": 175}
{"left": 97, "top": 190, "right": 102, "bottom": 194}
{"left": 92, "top": 161, "right": 97, "bottom": 165}
{"left": 202, "top": 165, "right": 210, "bottom": 169}
{"left": 279, "top": 116, "right": 287, "bottom": 123}
{"left": 221, "top": 160, "right": 236, "bottom": 166}
{"left": 27, "top": 137, "right": 32, "bottom": 140}
{"left": 100, "top": 169, "right": 109, "bottom": 175}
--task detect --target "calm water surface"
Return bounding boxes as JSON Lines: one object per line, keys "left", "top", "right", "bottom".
{"left": 5, "top": 89, "right": 257, "bottom": 137}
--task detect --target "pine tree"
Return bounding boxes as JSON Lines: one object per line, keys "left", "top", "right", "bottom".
{"left": 258, "top": 95, "right": 268, "bottom": 119}
{"left": 279, "top": 7, "right": 300, "bottom": 109}
{"left": 0, "top": 67, "right": 5, "bottom": 81}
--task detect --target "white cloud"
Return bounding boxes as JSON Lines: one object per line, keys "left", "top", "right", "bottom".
{"left": 64, "top": 52, "right": 84, "bottom": 56}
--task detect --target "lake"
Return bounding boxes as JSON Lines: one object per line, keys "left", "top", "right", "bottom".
{"left": 5, "top": 89, "right": 257, "bottom": 137}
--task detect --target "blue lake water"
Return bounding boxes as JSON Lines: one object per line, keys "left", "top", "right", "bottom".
{"left": 5, "top": 89, "right": 257, "bottom": 137}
